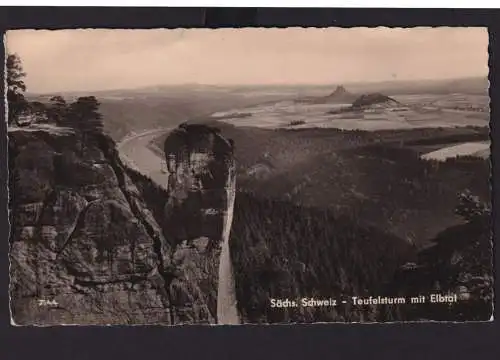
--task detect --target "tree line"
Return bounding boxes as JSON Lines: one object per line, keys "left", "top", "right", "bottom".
{"left": 6, "top": 53, "right": 103, "bottom": 135}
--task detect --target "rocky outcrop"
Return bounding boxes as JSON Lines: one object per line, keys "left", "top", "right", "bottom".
{"left": 163, "top": 123, "right": 239, "bottom": 324}
{"left": 8, "top": 123, "right": 237, "bottom": 325}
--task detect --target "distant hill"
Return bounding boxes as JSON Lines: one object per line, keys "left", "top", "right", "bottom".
{"left": 351, "top": 92, "right": 400, "bottom": 109}
{"left": 323, "top": 85, "right": 358, "bottom": 104}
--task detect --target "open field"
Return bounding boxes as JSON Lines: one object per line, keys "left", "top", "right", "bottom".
{"left": 210, "top": 93, "right": 489, "bottom": 131}
{"left": 421, "top": 141, "right": 490, "bottom": 161}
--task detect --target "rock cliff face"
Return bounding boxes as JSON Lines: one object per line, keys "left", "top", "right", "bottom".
{"left": 163, "top": 123, "right": 239, "bottom": 324}
{"left": 8, "top": 124, "right": 236, "bottom": 325}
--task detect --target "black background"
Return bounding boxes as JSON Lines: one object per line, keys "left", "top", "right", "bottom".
{"left": 1, "top": 7, "right": 499, "bottom": 360}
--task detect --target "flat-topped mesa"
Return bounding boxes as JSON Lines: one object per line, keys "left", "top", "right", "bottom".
{"left": 351, "top": 93, "right": 399, "bottom": 109}
{"left": 163, "top": 123, "right": 239, "bottom": 324}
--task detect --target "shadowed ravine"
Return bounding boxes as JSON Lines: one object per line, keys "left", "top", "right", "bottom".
{"left": 118, "top": 125, "right": 240, "bottom": 324}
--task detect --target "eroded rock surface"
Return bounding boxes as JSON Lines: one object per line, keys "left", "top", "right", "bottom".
{"left": 163, "top": 123, "right": 239, "bottom": 324}
{"left": 9, "top": 124, "right": 237, "bottom": 325}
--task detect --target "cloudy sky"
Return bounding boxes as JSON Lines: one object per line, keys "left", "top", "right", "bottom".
{"left": 6, "top": 27, "right": 488, "bottom": 93}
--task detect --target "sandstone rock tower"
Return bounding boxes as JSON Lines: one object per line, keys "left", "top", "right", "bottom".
{"left": 163, "top": 123, "right": 239, "bottom": 325}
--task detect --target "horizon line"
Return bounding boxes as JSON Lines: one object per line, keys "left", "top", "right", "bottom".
{"left": 25, "top": 75, "right": 488, "bottom": 96}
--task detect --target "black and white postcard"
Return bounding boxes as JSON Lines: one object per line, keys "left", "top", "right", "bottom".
{"left": 6, "top": 27, "right": 493, "bottom": 325}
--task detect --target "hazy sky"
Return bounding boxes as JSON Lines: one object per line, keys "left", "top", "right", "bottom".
{"left": 5, "top": 27, "right": 488, "bottom": 93}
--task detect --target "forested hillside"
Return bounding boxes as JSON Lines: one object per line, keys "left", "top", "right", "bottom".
{"left": 230, "top": 191, "right": 416, "bottom": 323}
{"left": 154, "top": 123, "right": 490, "bottom": 246}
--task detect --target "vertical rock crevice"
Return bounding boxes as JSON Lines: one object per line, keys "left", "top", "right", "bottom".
{"left": 94, "top": 134, "right": 176, "bottom": 324}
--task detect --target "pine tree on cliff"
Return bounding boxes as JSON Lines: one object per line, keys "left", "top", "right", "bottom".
{"left": 67, "top": 96, "right": 104, "bottom": 153}
{"left": 48, "top": 96, "right": 68, "bottom": 125}
{"left": 6, "top": 53, "right": 28, "bottom": 126}
{"left": 68, "top": 96, "right": 104, "bottom": 133}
